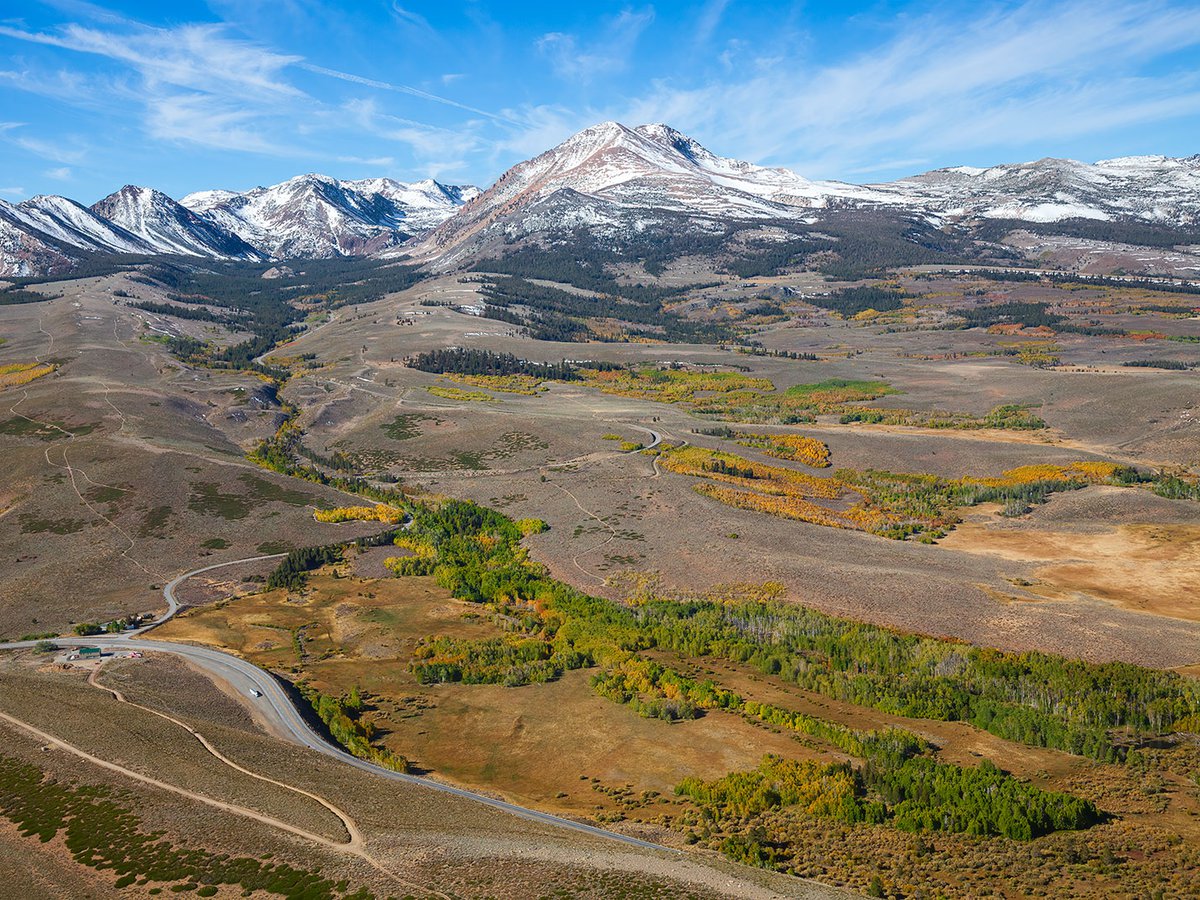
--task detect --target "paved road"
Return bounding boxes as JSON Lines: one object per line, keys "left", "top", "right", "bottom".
{"left": 626, "top": 425, "right": 662, "bottom": 451}
{"left": 0, "top": 555, "right": 670, "bottom": 854}
{"left": 150, "top": 554, "right": 287, "bottom": 627}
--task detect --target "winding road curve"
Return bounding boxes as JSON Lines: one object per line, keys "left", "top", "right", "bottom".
{"left": 0, "top": 554, "right": 670, "bottom": 854}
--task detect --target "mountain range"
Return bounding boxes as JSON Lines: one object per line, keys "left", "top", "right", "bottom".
{"left": 0, "top": 174, "right": 479, "bottom": 277}
{"left": 3, "top": 121, "right": 1198, "bottom": 278}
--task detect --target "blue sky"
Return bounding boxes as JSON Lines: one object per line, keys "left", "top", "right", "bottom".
{"left": 2, "top": 0, "right": 1200, "bottom": 202}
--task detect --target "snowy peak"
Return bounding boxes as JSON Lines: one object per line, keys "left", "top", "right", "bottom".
{"left": 90, "top": 185, "right": 260, "bottom": 259}
{"left": 182, "top": 174, "right": 478, "bottom": 259}
{"left": 884, "top": 154, "right": 1200, "bottom": 223}
{"left": 417, "top": 121, "right": 1200, "bottom": 263}
{"left": 13, "top": 194, "right": 153, "bottom": 254}
{"left": 178, "top": 189, "right": 239, "bottom": 213}
{"left": 2, "top": 123, "right": 1197, "bottom": 278}
{"left": 0, "top": 198, "right": 84, "bottom": 277}
{"left": 416, "top": 121, "right": 872, "bottom": 259}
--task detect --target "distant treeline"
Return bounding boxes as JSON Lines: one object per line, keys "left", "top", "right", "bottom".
{"left": 470, "top": 269, "right": 732, "bottom": 344}
{"left": 0, "top": 287, "right": 62, "bottom": 305}
{"left": 976, "top": 267, "right": 1200, "bottom": 298}
{"left": 407, "top": 347, "right": 578, "bottom": 380}
{"left": 723, "top": 212, "right": 1000, "bottom": 279}
{"left": 806, "top": 285, "right": 912, "bottom": 317}
{"left": 975, "top": 216, "right": 1200, "bottom": 250}
{"left": 128, "top": 299, "right": 231, "bottom": 323}
{"left": 957, "top": 301, "right": 1064, "bottom": 329}
{"left": 1124, "top": 359, "right": 1192, "bottom": 370}
{"left": 476, "top": 243, "right": 702, "bottom": 303}
{"left": 135, "top": 258, "right": 425, "bottom": 378}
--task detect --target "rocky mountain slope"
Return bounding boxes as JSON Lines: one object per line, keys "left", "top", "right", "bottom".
{"left": 91, "top": 185, "right": 261, "bottom": 260}
{"left": 0, "top": 194, "right": 157, "bottom": 278}
{"left": 180, "top": 174, "right": 477, "bottom": 259}
{"left": 883, "top": 155, "right": 1200, "bottom": 224}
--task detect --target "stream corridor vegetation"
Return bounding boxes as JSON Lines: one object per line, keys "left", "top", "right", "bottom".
{"left": 259, "top": 483, "right": 1200, "bottom": 879}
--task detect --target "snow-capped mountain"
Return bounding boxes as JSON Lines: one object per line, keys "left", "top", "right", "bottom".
{"left": 2, "top": 123, "right": 1197, "bottom": 279}
{"left": 413, "top": 121, "right": 837, "bottom": 262}
{"left": 878, "top": 155, "right": 1200, "bottom": 224}
{"left": 180, "top": 174, "right": 478, "bottom": 259}
{"left": 6, "top": 194, "right": 154, "bottom": 255}
{"left": 0, "top": 173, "right": 478, "bottom": 276}
{"left": 0, "top": 201, "right": 82, "bottom": 278}
{"left": 0, "top": 194, "right": 159, "bottom": 277}
{"left": 91, "top": 185, "right": 260, "bottom": 259}
{"left": 413, "top": 121, "right": 1200, "bottom": 265}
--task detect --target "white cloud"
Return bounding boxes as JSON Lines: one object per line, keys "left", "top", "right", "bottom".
{"left": 0, "top": 186, "right": 24, "bottom": 197}
{"left": 620, "top": 0, "right": 1200, "bottom": 177}
{"left": 537, "top": 7, "right": 655, "bottom": 82}
{"left": 0, "top": 22, "right": 303, "bottom": 98}
{"left": 0, "top": 67, "right": 109, "bottom": 108}
{"left": 298, "top": 62, "right": 516, "bottom": 123}
{"left": 0, "top": 18, "right": 313, "bottom": 159}
{"left": 45, "top": 166, "right": 72, "bottom": 179}
{"left": 4, "top": 129, "right": 88, "bottom": 165}
{"left": 694, "top": 0, "right": 730, "bottom": 45}
{"left": 492, "top": 103, "right": 597, "bottom": 160}
{"left": 145, "top": 93, "right": 296, "bottom": 155}
{"left": 338, "top": 98, "right": 482, "bottom": 177}
{"left": 391, "top": 4, "right": 433, "bottom": 32}
{"left": 338, "top": 155, "right": 396, "bottom": 167}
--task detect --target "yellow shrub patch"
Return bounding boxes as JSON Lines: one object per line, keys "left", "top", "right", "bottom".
{"left": 314, "top": 505, "right": 405, "bottom": 524}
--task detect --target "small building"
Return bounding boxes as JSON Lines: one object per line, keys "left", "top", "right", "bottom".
{"left": 77, "top": 647, "right": 102, "bottom": 659}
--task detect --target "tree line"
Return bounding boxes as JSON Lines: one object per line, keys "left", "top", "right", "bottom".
{"left": 407, "top": 347, "right": 578, "bottom": 381}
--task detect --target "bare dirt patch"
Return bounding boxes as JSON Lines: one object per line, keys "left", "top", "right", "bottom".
{"left": 944, "top": 521, "right": 1200, "bottom": 621}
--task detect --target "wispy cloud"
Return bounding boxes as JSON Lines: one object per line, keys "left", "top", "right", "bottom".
{"left": 0, "top": 125, "right": 89, "bottom": 164}
{"left": 338, "top": 98, "right": 482, "bottom": 177}
{"left": 492, "top": 103, "right": 597, "bottom": 160}
{"left": 0, "top": 18, "right": 311, "bottom": 156}
{"left": 0, "top": 22, "right": 303, "bottom": 97}
{"left": 623, "top": 0, "right": 1200, "bottom": 177}
{"left": 0, "top": 12, "right": 498, "bottom": 167}
{"left": 145, "top": 93, "right": 297, "bottom": 154}
{"left": 390, "top": 3, "right": 433, "bottom": 32}
{"left": 0, "top": 66, "right": 111, "bottom": 108}
{"left": 44, "top": 166, "right": 72, "bottom": 179}
{"left": 0, "top": 186, "right": 24, "bottom": 197}
{"left": 2, "top": 0, "right": 1198, "bottom": 197}
{"left": 694, "top": 0, "right": 730, "bottom": 45}
{"left": 297, "top": 62, "right": 518, "bottom": 124}
{"left": 338, "top": 154, "right": 396, "bottom": 167}
{"left": 537, "top": 7, "right": 655, "bottom": 82}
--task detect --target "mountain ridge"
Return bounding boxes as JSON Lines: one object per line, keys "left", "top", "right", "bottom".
{"left": 410, "top": 122, "right": 1200, "bottom": 265}
{"left": 2, "top": 123, "right": 1197, "bottom": 278}
{"left": 0, "top": 174, "right": 478, "bottom": 277}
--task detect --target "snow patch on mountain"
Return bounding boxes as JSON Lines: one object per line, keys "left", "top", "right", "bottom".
{"left": 10, "top": 195, "right": 153, "bottom": 254}
{"left": 91, "top": 185, "right": 260, "bottom": 259}
{"left": 181, "top": 174, "right": 478, "bottom": 259}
